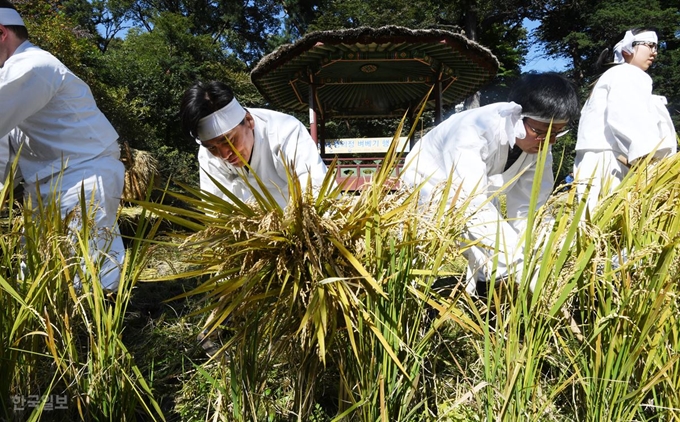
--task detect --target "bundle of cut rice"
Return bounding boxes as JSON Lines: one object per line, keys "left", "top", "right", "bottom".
{"left": 121, "top": 142, "right": 160, "bottom": 202}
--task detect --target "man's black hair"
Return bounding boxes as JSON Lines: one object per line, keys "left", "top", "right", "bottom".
{"left": 508, "top": 72, "right": 579, "bottom": 122}
{"left": 179, "top": 81, "right": 235, "bottom": 139}
{"left": 0, "top": 0, "right": 17, "bottom": 9}
{"left": 0, "top": 0, "right": 28, "bottom": 39}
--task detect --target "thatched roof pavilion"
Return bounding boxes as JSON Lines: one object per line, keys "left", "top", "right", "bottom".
{"left": 251, "top": 25, "right": 500, "bottom": 137}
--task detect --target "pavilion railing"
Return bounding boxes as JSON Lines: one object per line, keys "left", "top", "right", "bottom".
{"left": 322, "top": 156, "right": 405, "bottom": 191}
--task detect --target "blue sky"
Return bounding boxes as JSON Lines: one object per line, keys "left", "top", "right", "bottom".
{"left": 520, "top": 19, "right": 569, "bottom": 73}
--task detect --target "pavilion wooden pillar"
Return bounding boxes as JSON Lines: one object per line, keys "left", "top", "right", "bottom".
{"left": 308, "top": 74, "right": 318, "bottom": 144}
{"left": 408, "top": 106, "right": 417, "bottom": 150}
{"left": 319, "top": 112, "right": 326, "bottom": 156}
{"left": 434, "top": 75, "right": 443, "bottom": 125}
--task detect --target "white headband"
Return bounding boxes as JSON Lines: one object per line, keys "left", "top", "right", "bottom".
{"left": 196, "top": 97, "right": 246, "bottom": 143}
{"left": 0, "top": 8, "right": 24, "bottom": 26}
{"left": 523, "top": 114, "right": 569, "bottom": 125}
{"left": 613, "top": 30, "right": 658, "bottom": 64}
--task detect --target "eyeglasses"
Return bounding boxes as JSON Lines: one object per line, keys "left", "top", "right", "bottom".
{"left": 201, "top": 120, "right": 247, "bottom": 154}
{"left": 202, "top": 134, "right": 240, "bottom": 154}
{"left": 633, "top": 41, "right": 658, "bottom": 53}
{"left": 523, "top": 119, "right": 570, "bottom": 141}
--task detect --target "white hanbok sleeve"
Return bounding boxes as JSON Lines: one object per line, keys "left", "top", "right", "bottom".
{"left": 407, "top": 119, "right": 524, "bottom": 270}
{"left": 651, "top": 95, "right": 677, "bottom": 156}
{"left": 404, "top": 119, "right": 503, "bottom": 211}
{"left": 278, "top": 118, "right": 328, "bottom": 193}
{"left": 451, "top": 134, "right": 524, "bottom": 267}
{"left": 0, "top": 52, "right": 58, "bottom": 138}
{"left": 401, "top": 141, "right": 449, "bottom": 205}
{"left": 504, "top": 151, "right": 554, "bottom": 235}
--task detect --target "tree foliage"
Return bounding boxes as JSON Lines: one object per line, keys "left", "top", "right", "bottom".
{"left": 60, "top": 0, "right": 138, "bottom": 52}
{"left": 54, "top": 0, "right": 290, "bottom": 64}
{"left": 97, "top": 11, "right": 263, "bottom": 184}
{"left": 302, "top": 0, "right": 532, "bottom": 75}
{"left": 16, "top": 0, "right": 287, "bottom": 185}
{"left": 13, "top": 0, "right": 99, "bottom": 75}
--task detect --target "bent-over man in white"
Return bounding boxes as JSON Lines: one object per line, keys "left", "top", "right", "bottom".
{"left": 197, "top": 108, "right": 328, "bottom": 208}
{"left": 402, "top": 73, "right": 579, "bottom": 295}
{"left": 181, "top": 80, "right": 328, "bottom": 209}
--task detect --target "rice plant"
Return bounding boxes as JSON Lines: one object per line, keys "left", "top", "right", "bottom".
{"left": 135, "top": 109, "right": 680, "bottom": 421}
{"left": 138, "top": 102, "right": 488, "bottom": 420}
{"left": 0, "top": 165, "right": 165, "bottom": 421}
{"left": 467, "top": 148, "right": 680, "bottom": 421}
{"left": 565, "top": 153, "right": 680, "bottom": 421}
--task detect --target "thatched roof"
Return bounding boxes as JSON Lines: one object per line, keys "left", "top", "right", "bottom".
{"left": 251, "top": 26, "right": 500, "bottom": 119}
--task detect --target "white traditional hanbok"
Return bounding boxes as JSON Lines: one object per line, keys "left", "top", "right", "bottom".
{"left": 403, "top": 102, "right": 554, "bottom": 293}
{"left": 575, "top": 51, "right": 677, "bottom": 211}
{"left": 0, "top": 41, "right": 125, "bottom": 290}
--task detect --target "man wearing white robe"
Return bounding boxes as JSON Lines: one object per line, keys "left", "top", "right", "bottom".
{"left": 0, "top": 1, "right": 125, "bottom": 290}
{"left": 197, "top": 109, "right": 328, "bottom": 208}
{"left": 180, "top": 80, "right": 330, "bottom": 356}
{"left": 402, "top": 73, "right": 579, "bottom": 295}
{"left": 575, "top": 29, "right": 677, "bottom": 211}
{"left": 181, "top": 80, "right": 328, "bottom": 209}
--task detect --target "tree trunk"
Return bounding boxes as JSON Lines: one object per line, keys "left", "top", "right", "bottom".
{"left": 570, "top": 44, "right": 584, "bottom": 88}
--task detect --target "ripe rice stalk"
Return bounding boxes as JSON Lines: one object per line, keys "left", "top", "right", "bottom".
{"left": 459, "top": 123, "right": 590, "bottom": 421}
{"left": 0, "top": 163, "right": 34, "bottom": 419}
{"left": 0, "top": 175, "right": 165, "bottom": 421}
{"left": 476, "top": 151, "right": 680, "bottom": 421}
{"left": 459, "top": 125, "right": 680, "bottom": 420}
{"left": 121, "top": 142, "right": 160, "bottom": 202}
{"left": 566, "top": 153, "right": 680, "bottom": 421}
{"left": 139, "top": 103, "right": 483, "bottom": 419}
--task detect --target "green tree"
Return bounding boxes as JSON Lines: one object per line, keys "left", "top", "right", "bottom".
{"left": 13, "top": 0, "right": 264, "bottom": 185}
{"left": 13, "top": 0, "right": 100, "bottom": 76}
{"left": 89, "top": 0, "right": 286, "bottom": 67}
{"left": 60, "top": 0, "right": 138, "bottom": 52}
{"left": 12, "top": 0, "right": 147, "bottom": 164}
